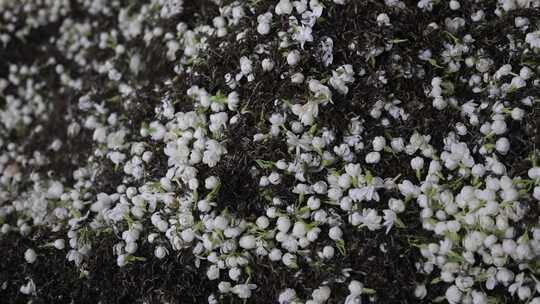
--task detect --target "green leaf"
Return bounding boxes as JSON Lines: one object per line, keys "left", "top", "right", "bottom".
{"left": 391, "top": 38, "right": 408, "bottom": 44}
{"left": 443, "top": 31, "right": 461, "bottom": 45}
{"left": 365, "top": 170, "right": 373, "bottom": 184}
{"left": 308, "top": 123, "right": 318, "bottom": 136}
{"left": 128, "top": 255, "right": 147, "bottom": 262}
{"left": 255, "top": 159, "right": 274, "bottom": 170}
{"left": 363, "top": 288, "right": 376, "bottom": 295}
{"left": 447, "top": 250, "right": 464, "bottom": 263}
{"left": 395, "top": 218, "right": 406, "bottom": 229}
{"left": 427, "top": 58, "right": 444, "bottom": 69}
{"left": 336, "top": 239, "right": 347, "bottom": 256}
{"left": 368, "top": 56, "right": 376, "bottom": 69}
{"left": 205, "top": 181, "right": 222, "bottom": 201}
{"left": 433, "top": 296, "right": 446, "bottom": 303}
{"left": 445, "top": 231, "right": 460, "bottom": 244}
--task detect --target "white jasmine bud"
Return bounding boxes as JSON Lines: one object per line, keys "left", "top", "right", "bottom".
{"left": 328, "top": 226, "right": 343, "bottom": 240}
{"left": 275, "top": 0, "right": 293, "bottom": 15}
{"left": 287, "top": 50, "right": 301, "bottom": 66}
{"left": 496, "top": 268, "right": 514, "bottom": 286}
{"left": 449, "top": 0, "right": 460, "bottom": 10}
{"left": 307, "top": 196, "right": 321, "bottom": 210}
{"left": 389, "top": 198, "right": 405, "bottom": 213}
{"left": 117, "top": 254, "right": 128, "bottom": 267}
{"left": 313, "top": 181, "right": 328, "bottom": 194}
{"left": 472, "top": 164, "right": 486, "bottom": 177}
{"left": 142, "top": 151, "right": 153, "bottom": 162}
{"left": 322, "top": 245, "right": 335, "bottom": 259}
{"left": 495, "top": 137, "right": 510, "bottom": 154}
{"left": 198, "top": 200, "right": 212, "bottom": 212}
{"left": 277, "top": 216, "right": 292, "bottom": 232}
{"left": 125, "top": 242, "right": 138, "bottom": 254}
{"left": 511, "top": 108, "right": 525, "bottom": 120}
{"left": 259, "top": 176, "right": 270, "bottom": 187}
{"left": 349, "top": 280, "right": 364, "bottom": 296}
{"left": 279, "top": 288, "right": 297, "bottom": 304}
{"left": 312, "top": 286, "right": 331, "bottom": 303}
{"left": 181, "top": 229, "right": 195, "bottom": 243}
{"left": 24, "top": 248, "right": 37, "bottom": 264}
{"left": 229, "top": 267, "right": 241, "bottom": 281}
{"left": 306, "top": 228, "right": 321, "bottom": 242}
{"left": 207, "top": 265, "right": 220, "bottom": 280}
{"left": 414, "top": 284, "right": 427, "bottom": 299}
{"left": 218, "top": 281, "right": 232, "bottom": 293}
{"left": 240, "top": 56, "right": 253, "bottom": 75}
{"left": 282, "top": 253, "right": 297, "bottom": 267}
{"left": 290, "top": 222, "right": 306, "bottom": 238}
{"left": 376, "top": 13, "right": 390, "bottom": 26}
{"left": 188, "top": 178, "right": 199, "bottom": 190}
{"left": 255, "top": 216, "right": 269, "bottom": 229}
{"left": 257, "top": 18, "right": 271, "bottom": 35}
{"left": 291, "top": 72, "right": 305, "bottom": 84}
{"left": 54, "top": 239, "right": 65, "bottom": 250}
{"left": 340, "top": 196, "right": 352, "bottom": 211}
{"left": 491, "top": 119, "right": 507, "bottom": 135}
{"left": 446, "top": 285, "right": 462, "bottom": 303}
{"left": 154, "top": 246, "right": 168, "bottom": 259}
{"left": 262, "top": 58, "right": 275, "bottom": 71}
{"left": 529, "top": 167, "right": 540, "bottom": 179}
{"left": 365, "top": 152, "right": 381, "bottom": 164}
{"left": 20, "top": 278, "right": 36, "bottom": 295}
{"left": 411, "top": 157, "right": 424, "bottom": 170}
{"left": 372, "top": 136, "right": 386, "bottom": 151}
{"left": 391, "top": 138, "right": 405, "bottom": 152}
{"left": 205, "top": 176, "right": 219, "bottom": 190}
{"left": 534, "top": 187, "right": 540, "bottom": 201}
{"left": 239, "top": 235, "right": 256, "bottom": 249}
{"left": 213, "top": 216, "right": 229, "bottom": 230}
{"left": 518, "top": 286, "right": 532, "bottom": 300}
{"left": 232, "top": 283, "right": 255, "bottom": 299}
{"left": 269, "top": 248, "right": 283, "bottom": 261}
{"left": 268, "top": 172, "right": 282, "bottom": 185}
